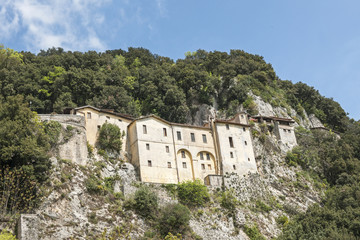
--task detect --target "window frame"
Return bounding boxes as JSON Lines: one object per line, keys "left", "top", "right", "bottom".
{"left": 177, "top": 131, "right": 182, "bottom": 140}
{"left": 202, "top": 134, "right": 207, "bottom": 143}
{"left": 191, "top": 133, "right": 195, "bottom": 142}
{"left": 229, "top": 137, "right": 234, "bottom": 148}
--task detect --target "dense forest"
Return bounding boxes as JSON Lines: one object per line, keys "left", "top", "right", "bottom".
{"left": 1, "top": 45, "right": 360, "bottom": 239}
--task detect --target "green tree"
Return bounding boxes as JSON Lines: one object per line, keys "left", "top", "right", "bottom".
{"left": 0, "top": 95, "right": 50, "bottom": 182}
{"left": 133, "top": 186, "right": 158, "bottom": 219}
{"left": 159, "top": 203, "right": 191, "bottom": 237}
{"left": 177, "top": 180, "right": 210, "bottom": 208}
{"left": 96, "top": 123, "right": 123, "bottom": 153}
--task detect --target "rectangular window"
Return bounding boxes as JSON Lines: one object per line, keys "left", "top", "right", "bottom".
{"left": 177, "top": 131, "right": 181, "bottom": 140}
{"left": 243, "top": 127, "right": 246, "bottom": 132}
{"left": 248, "top": 158, "right": 251, "bottom": 161}
{"left": 283, "top": 129, "right": 287, "bottom": 132}
{"left": 148, "top": 160, "right": 152, "bottom": 167}
{"left": 233, "top": 165, "right": 236, "bottom": 170}
{"left": 202, "top": 134, "right": 207, "bottom": 143}
{"left": 166, "top": 146, "right": 169, "bottom": 153}
{"left": 288, "top": 130, "right": 291, "bottom": 133}
{"left": 118, "top": 119, "right": 122, "bottom": 122}
{"left": 163, "top": 128, "right": 167, "bottom": 136}
{"left": 106, "top": 116, "right": 110, "bottom": 119}
{"left": 87, "top": 112, "right": 91, "bottom": 119}
{"left": 182, "top": 162, "right": 187, "bottom": 168}
{"left": 201, "top": 164, "right": 205, "bottom": 170}
{"left": 226, "top": 124, "right": 229, "bottom": 130}
{"left": 181, "top": 151, "right": 186, "bottom": 158}
{"left": 97, "top": 125, "right": 101, "bottom": 130}
{"left": 241, "top": 115, "right": 244, "bottom": 119}
{"left": 146, "top": 143, "right": 150, "bottom": 150}
{"left": 206, "top": 153, "right": 210, "bottom": 160}
{"left": 208, "top": 164, "right": 212, "bottom": 170}
{"left": 230, "top": 152, "right": 234, "bottom": 158}
{"left": 143, "top": 125, "right": 147, "bottom": 134}
{"left": 244, "top": 141, "right": 247, "bottom": 146}
{"left": 191, "top": 133, "right": 195, "bottom": 142}
{"left": 200, "top": 152, "right": 204, "bottom": 160}
{"left": 229, "top": 137, "right": 234, "bottom": 148}
{"left": 168, "top": 162, "right": 171, "bottom": 168}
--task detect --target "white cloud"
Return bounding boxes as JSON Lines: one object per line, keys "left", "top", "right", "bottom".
{"left": 156, "top": 0, "right": 167, "bottom": 17}
{"left": 0, "top": 0, "right": 110, "bottom": 52}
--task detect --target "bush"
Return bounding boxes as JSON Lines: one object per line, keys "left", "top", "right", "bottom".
{"left": 0, "top": 229, "right": 17, "bottom": 240}
{"left": 159, "top": 203, "right": 191, "bottom": 237}
{"left": 276, "top": 215, "right": 289, "bottom": 226}
{"left": 220, "top": 190, "right": 238, "bottom": 212}
{"left": 85, "top": 175, "right": 104, "bottom": 195}
{"left": 96, "top": 123, "right": 122, "bottom": 153}
{"left": 43, "top": 120, "right": 62, "bottom": 147}
{"left": 177, "top": 180, "right": 210, "bottom": 208}
{"left": 133, "top": 186, "right": 158, "bottom": 219}
{"left": 243, "top": 224, "right": 266, "bottom": 240}
{"left": 255, "top": 200, "right": 272, "bottom": 213}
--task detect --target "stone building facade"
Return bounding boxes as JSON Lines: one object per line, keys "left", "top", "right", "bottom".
{"left": 42, "top": 106, "right": 297, "bottom": 185}
{"left": 251, "top": 116, "right": 297, "bottom": 147}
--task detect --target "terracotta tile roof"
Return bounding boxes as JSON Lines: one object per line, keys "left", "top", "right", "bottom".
{"left": 252, "top": 115, "right": 295, "bottom": 123}
{"left": 128, "top": 114, "right": 211, "bottom": 130}
{"left": 214, "top": 119, "right": 251, "bottom": 127}
{"left": 74, "top": 105, "right": 134, "bottom": 120}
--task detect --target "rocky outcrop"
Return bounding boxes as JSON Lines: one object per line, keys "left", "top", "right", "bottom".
{"left": 308, "top": 114, "right": 324, "bottom": 128}
{"left": 250, "top": 93, "right": 312, "bottom": 129}
{"left": 189, "top": 104, "right": 217, "bottom": 126}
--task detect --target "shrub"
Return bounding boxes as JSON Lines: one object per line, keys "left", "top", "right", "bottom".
{"left": 177, "top": 180, "right": 210, "bottom": 208}
{"left": 85, "top": 175, "right": 104, "bottom": 195}
{"left": 285, "top": 147, "right": 303, "bottom": 167}
{"left": 276, "top": 215, "right": 289, "bottom": 226}
{"left": 255, "top": 200, "right": 272, "bottom": 213}
{"left": 164, "top": 233, "right": 182, "bottom": 240}
{"left": 0, "top": 167, "right": 37, "bottom": 215}
{"left": 220, "top": 190, "right": 238, "bottom": 212}
{"left": 133, "top": 186, "right": 158, "bottom": 219}
{"left": 87, "top": 141, "right": 94, "bottom": 158}
{"left": 96, "top": 123, "right": 122, "bottom": 153}
{"left": 62, "top": 125, "right": 75, "bottom": 142}
{"left": 159, "top": 203, "right": 191, "bottom": 237}
{"left": 243, "top": 224, "right": 266, "bottom": 240}
{"left": 0, "top": 229, "right": 17, "bottom": 240}
{"left": 43, "top": 120, "right": 61, "bottom": 147}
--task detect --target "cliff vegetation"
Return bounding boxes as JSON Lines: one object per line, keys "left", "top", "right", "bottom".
{"left": 0, "top": 45, "right": 360, "bottom": 239}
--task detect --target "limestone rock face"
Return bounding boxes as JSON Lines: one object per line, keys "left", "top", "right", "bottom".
{"left": 309, "top": 114, "right": 324, "bottom": 128}
{"left": 188, "top": 104, "right": 216, "bottom": 126}
{"left": 251, "top": 93, "right": 312, "bottom": 129}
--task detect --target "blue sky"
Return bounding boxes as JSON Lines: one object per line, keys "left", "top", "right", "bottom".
{"left": 1, "top": 0, "right": 359, "bottom": 120}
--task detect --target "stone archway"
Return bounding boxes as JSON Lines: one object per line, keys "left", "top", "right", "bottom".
{"left": 177, "top": 149, "right": 195, "bottom": 182}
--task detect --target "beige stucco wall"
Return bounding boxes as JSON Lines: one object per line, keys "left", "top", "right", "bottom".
{"left": 215, "top": 122, "right": 257, "bottom": 176}
{"left": 233, "top": 113, "right": 249, "bottom": 125}
{"left": 277, "top": 124, "right": 297, "bottom": 147}
{"left": 172, "top": 125, "right": 217, "bottom": 183}
{"left": 76, "top": 107, "right": 132, "bottom": 152}
{"left": 130, "top": 117, "right": 178, "bottom": 184}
